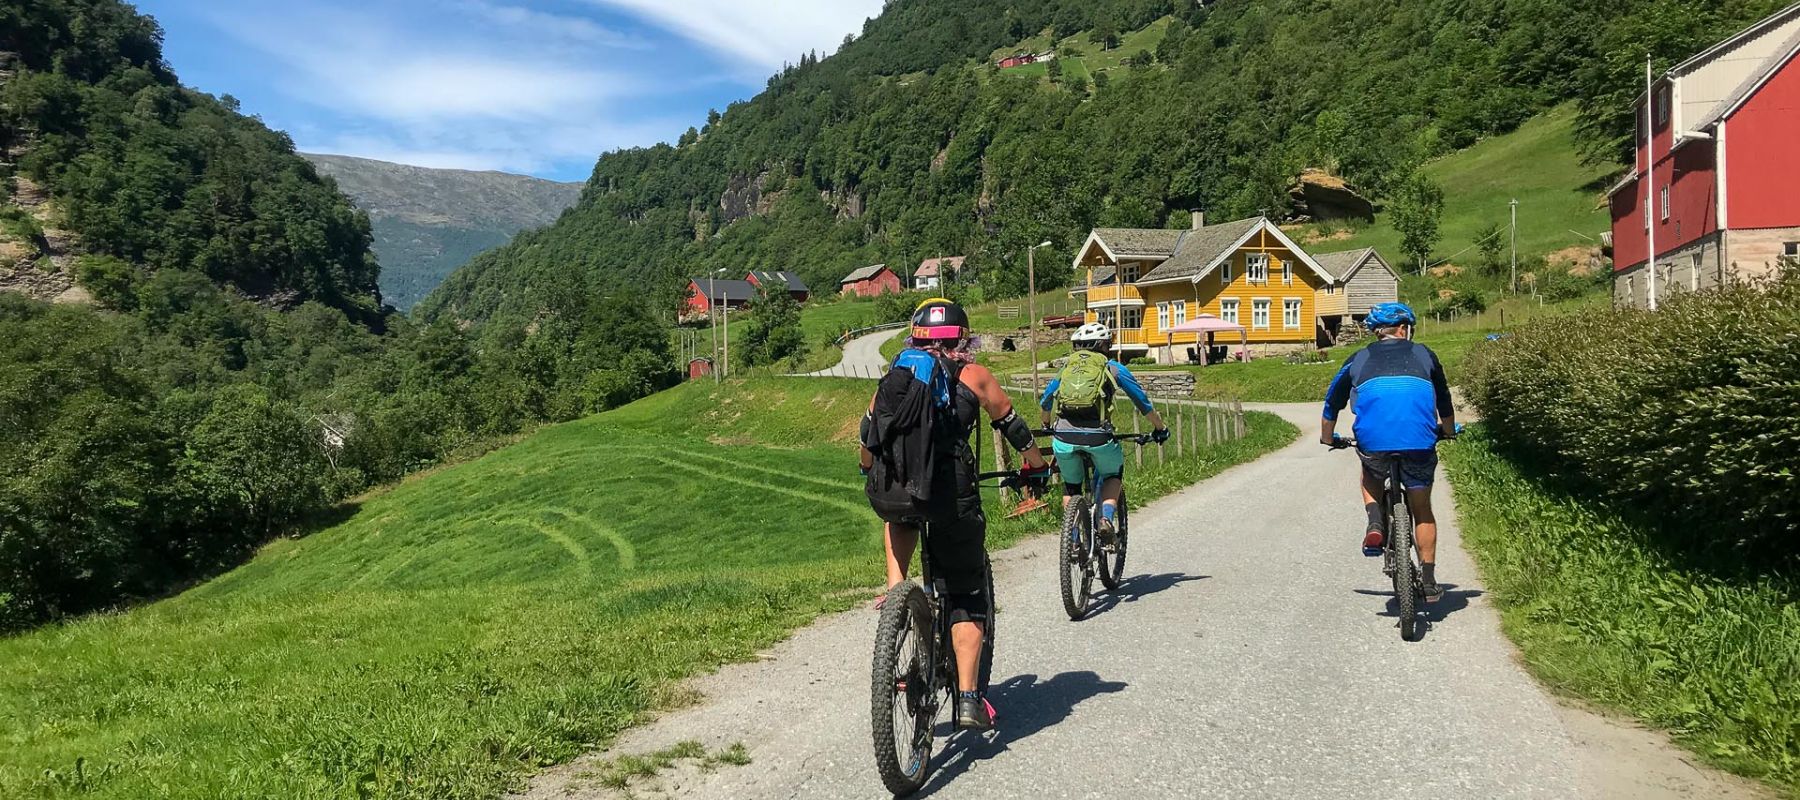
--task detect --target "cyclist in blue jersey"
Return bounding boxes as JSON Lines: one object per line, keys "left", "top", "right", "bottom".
{"left": 1038, "top": 323, "right": 1169, "bottom": 542}
{"left": 1321, "top": 303, "right": 1456, "bottom": 600}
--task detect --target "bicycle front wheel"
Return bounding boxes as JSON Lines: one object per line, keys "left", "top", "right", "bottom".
{"left": 871, "top": 581, "right": 936, "bottom": 795}
{"left": 1098, "top": 492, "right": 1129, "bottom": 590}
{"left": 1059, "top": 498, "right": 1094, "bottom": 620}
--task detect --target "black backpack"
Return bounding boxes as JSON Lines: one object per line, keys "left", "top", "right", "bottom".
{"left": 862, "top": 348, "right": 962, "bottom": 524}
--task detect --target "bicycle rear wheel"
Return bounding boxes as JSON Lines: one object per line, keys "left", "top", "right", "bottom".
{"left": 1059, "top": 498, "right": 1094, "bottom": 620}
{"left": 871, "top": 581, "right": 936, "bottom": 795}
{"left": 1097, "top": 492, "right": 1129, "bottom": 590}
{"left": 978, "top": 557, "right": 996, "bottom": 695}
{"left": 1391, "top": 499, "right": 1420, "bottom": 642}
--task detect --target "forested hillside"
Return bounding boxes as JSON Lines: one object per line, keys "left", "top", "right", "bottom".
{"left": 0, "top": 0, "right": 672, "bottom": 630}
{"left": 422, "top": 0, "right": 1791, "bottom": 334}
{"left": 303, "top": 154, "right": 582, "bottom": 310}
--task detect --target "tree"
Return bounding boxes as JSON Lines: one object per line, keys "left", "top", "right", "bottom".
{"left": 1091, "top": 17, "right": 1119, "bottom": 50}
{"left": 740, "top": 286, "right": 807, "bottom": 367}
{"left": 1390, "top": 173, "right": 1446, "bottom": 273}
{"left": 1046, "top": 57, "right": 1063, "bottom": 81}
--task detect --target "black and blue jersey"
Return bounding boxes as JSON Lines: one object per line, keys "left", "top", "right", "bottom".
{"left": 1322, "top": 338, "right": 1454, "bottom": 452}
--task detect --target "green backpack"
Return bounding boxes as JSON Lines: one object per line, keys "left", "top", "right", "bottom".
{"left": 1053, "top": 350, "right": 1118, "bottom": 422}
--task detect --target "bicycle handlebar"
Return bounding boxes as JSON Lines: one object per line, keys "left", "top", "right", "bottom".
{"left": 1032, "top": 429, "right": 1156, "bottom": 445}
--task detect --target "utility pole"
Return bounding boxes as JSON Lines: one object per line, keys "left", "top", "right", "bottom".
{"left": 708, "top": 274, "right": 719, "bottom": 383}
{"left": 1645, "top": 54, "right": 1659, "bottom": 311}
{"left": 1028, "top": 240, "right": 1051, "bottom": 393}
{"left": 1509, "top": 198, "right": 1518, "bottom": 293}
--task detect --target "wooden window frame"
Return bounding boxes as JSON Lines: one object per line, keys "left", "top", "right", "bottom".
{"left": 1247, "top": 253, "right": 1270, "bottom": 285}
{"left": 1283, "top": 298, "right": 1302, "bottom": 330}
{"left": 1156, "top": 302, "right": 1170, "bottom": 331}
{"left": 1220, "top": 258, "right": 1233, "bottom": 284}
{"left": 1252, "top": 298, "right": 1271, "bottom": 330}
{"left": 1172, "top": 299, "right": 1187, "bottom": 326}
{"left": 1220, "top": 298, "right": 1239, "bottom": 325}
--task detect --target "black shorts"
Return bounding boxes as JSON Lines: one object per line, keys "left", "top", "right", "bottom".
{"left": 1358, "top": 449, "right": 1438, "bottom": 491}
{"left": 903, "top": 493, "right": 990, "bottom": 625}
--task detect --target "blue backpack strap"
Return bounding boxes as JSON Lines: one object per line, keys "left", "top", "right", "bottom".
{"left": 892, "top": 348, "right": 952, "bottom": 409}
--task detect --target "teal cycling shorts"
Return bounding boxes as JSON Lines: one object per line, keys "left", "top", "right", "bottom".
{"left": 1051, "top": 437, "right": 1125, "bottom": 487}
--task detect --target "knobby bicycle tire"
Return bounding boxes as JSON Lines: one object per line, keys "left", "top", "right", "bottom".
{"left": 1098, "top": 492, "right": 1129, "bottom": 590}
{"left": 978, "top": 557, "right": 996, "bottom": 695}
{"left": 871, "top": 581, "right": 935, "bottom": 796}
{"left": 1059, "top": 497, "right": 1094, "bottom": 620}
{"left": 1391, "top": 495, "right": 1420, "bottom": 642}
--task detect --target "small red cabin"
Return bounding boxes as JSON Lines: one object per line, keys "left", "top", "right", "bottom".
{"left": 838, "top": 264, "right": 903, "bottom": 298}
{"left": 684, "top": 277, "right": 756, "bottom": 318}
{"left": 687, "top": 357, "right": 714, "bottom": 380}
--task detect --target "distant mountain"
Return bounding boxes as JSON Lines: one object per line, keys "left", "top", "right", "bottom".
{"left": 303, "top": 154, "right": 583, "bottom": 310}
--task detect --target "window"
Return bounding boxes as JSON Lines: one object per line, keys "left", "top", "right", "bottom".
{"left": 1655, "top": 86, "right": 1670, "bottom": 126}
{"left": 1172, "top": 300, "right": 1187, "bottom": 326}
{"left": 1283, "top": 298, "right": 1302, "bottom": 330}
{"left": 1156, "top": 302, "right": 1170, "bottom": 331}
{"left": 1282, "top": 259, "right": 1292, "bottom": 285}
{"left": 1220, "top": 258, "right": 1233, "bottom": 284}
{"left": 1660, "top": 186, "right": 1670, "bottom": 221}
{"left": 1121, "top": 308, "right": 1143, "bottom": 330}
{"left": 1120, "top": 263, "right": 1141, "bottom": 282}
{"left": 1247, "top": 253, "right": 1270, "bottom": 285}
{"left": 1784, "top": 242, "right": 1799, "bottom": 258}
{"left": 1219, "top": 298, "right": 1239, "bottom": 325}
{"left": 1252, "top": 299, "right": 1271, "bottom": 330}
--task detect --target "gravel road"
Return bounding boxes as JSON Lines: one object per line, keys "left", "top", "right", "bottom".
{"left": 804, "top": 328, "right": 905, "bottom": 379}
{"left": 520, "top": 403, "right": 1771, "bottom": 800}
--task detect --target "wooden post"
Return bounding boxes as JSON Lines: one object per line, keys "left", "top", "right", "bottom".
{"left": 1133, "top": 412, "right": 1144, "bottom": 469}
{"left": 1234, "top": 398, "right": 1245, "bottom": 440}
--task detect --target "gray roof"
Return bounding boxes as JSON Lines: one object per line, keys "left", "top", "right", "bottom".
{"left": 1693, "top": 29, "right": 1800, "bottom": 131}
{"left": 840, "top": 264, "right": 890, "bottom": 284}
{"left": 748, "top": 270, "right": 809, "bottom": 292}
{"left": 691, "top": 278, "right": 757, "bottom": 302}
{"left": 1312, "top": 247, "right": 1382, "bottom": 281}
{"left": 1138, "top": 217, "right": 1266, "bottom": 283}
{"left": 1092, "top": 228, "right": 1187, "bottom": 257}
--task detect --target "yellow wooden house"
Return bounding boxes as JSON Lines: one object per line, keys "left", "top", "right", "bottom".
{"left": 1070, "top": 215, "right": 1348, "bottom": 362}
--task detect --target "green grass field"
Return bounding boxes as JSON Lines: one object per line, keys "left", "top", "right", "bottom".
{"left": 1444, "top": 430, "right": 1800, "bottom": 795}
{"left": 1295, "top": 106, "right": 1612, "bottom": 269}
{"left": 0, "top": 376, "right": 1295, "bottom": 799}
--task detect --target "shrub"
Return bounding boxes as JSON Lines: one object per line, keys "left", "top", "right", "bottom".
{"left": 1464, "top": 268, "right": 1800, "bottom": 559}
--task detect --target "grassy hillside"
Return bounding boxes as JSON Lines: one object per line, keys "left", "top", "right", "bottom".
{"left": 1295, "top": 106, "right": 1612, "bottom": 270}
{"left": 0, "top": 376, "right": 1295, "bottom": 798}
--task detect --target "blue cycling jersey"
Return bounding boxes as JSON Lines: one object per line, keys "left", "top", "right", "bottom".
{"left": 1323, "top": 338, "right": 1453, "bottom": 452}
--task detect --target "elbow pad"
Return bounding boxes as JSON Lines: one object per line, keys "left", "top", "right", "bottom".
{"left": 991, "top": 410, "right": 1035, "bottom": 452}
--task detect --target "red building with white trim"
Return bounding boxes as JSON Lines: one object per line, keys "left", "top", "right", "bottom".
{"left": 1608, "top": 3, "right": 1800, "bottom": 308}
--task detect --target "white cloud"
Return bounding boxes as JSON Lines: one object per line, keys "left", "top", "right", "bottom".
{"left": 581, "top": 0, "right": 883, "bottom": 70}
{"left": 456, "top": 1, "right": 648, "bottom": 49}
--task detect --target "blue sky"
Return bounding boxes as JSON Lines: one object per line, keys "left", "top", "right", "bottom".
{"left": 137, "top": 0, "right": 884, "bottom": 182}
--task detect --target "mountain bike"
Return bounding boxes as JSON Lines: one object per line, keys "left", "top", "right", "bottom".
{"left": 870, "top": 469, "right": 1031, "bottom": 796}
{"left": 1039, "top": 430, "right": 1154, "bottom": 621}
{"left": 1328, "top": 433, "right": 1453, "bottom": 641}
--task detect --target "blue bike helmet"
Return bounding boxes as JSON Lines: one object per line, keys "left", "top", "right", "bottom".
{"left": 1366, "top": 302, "right": 1417, "bottom": 328}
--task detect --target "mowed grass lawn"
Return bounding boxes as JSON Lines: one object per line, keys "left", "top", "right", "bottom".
{"left": 1, "top": 377, "right": 1295, "bottom": 799}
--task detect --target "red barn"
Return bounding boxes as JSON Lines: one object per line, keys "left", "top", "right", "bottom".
{"left": 745, "top": 270, "right": 811, "bottom": 303}
{"left": 998, "top": 54, "right": 1037, "bottom": 69}
{"left": 1608, "top": 4, "right": 1800, "bottom": 308}
{"left": 839, "top": 264, "right": 903, "bottom": 298}
{"left": 683, "top": 277, "right": 755, "bottom": 319}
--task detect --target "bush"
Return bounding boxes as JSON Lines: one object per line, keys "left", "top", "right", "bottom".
{"left": 1465, "top": 268, "right": 1800, "bottom": 559}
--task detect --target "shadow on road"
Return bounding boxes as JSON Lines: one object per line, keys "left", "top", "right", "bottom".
{"left": 916, "top": 670, "right": 1128, "bottom": 796}
{"left": 1084, "top": 572, "right": 1209, "bottom": 617}
{"left": 1353, "top": 582, "right": 1485, "bottom": 640}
